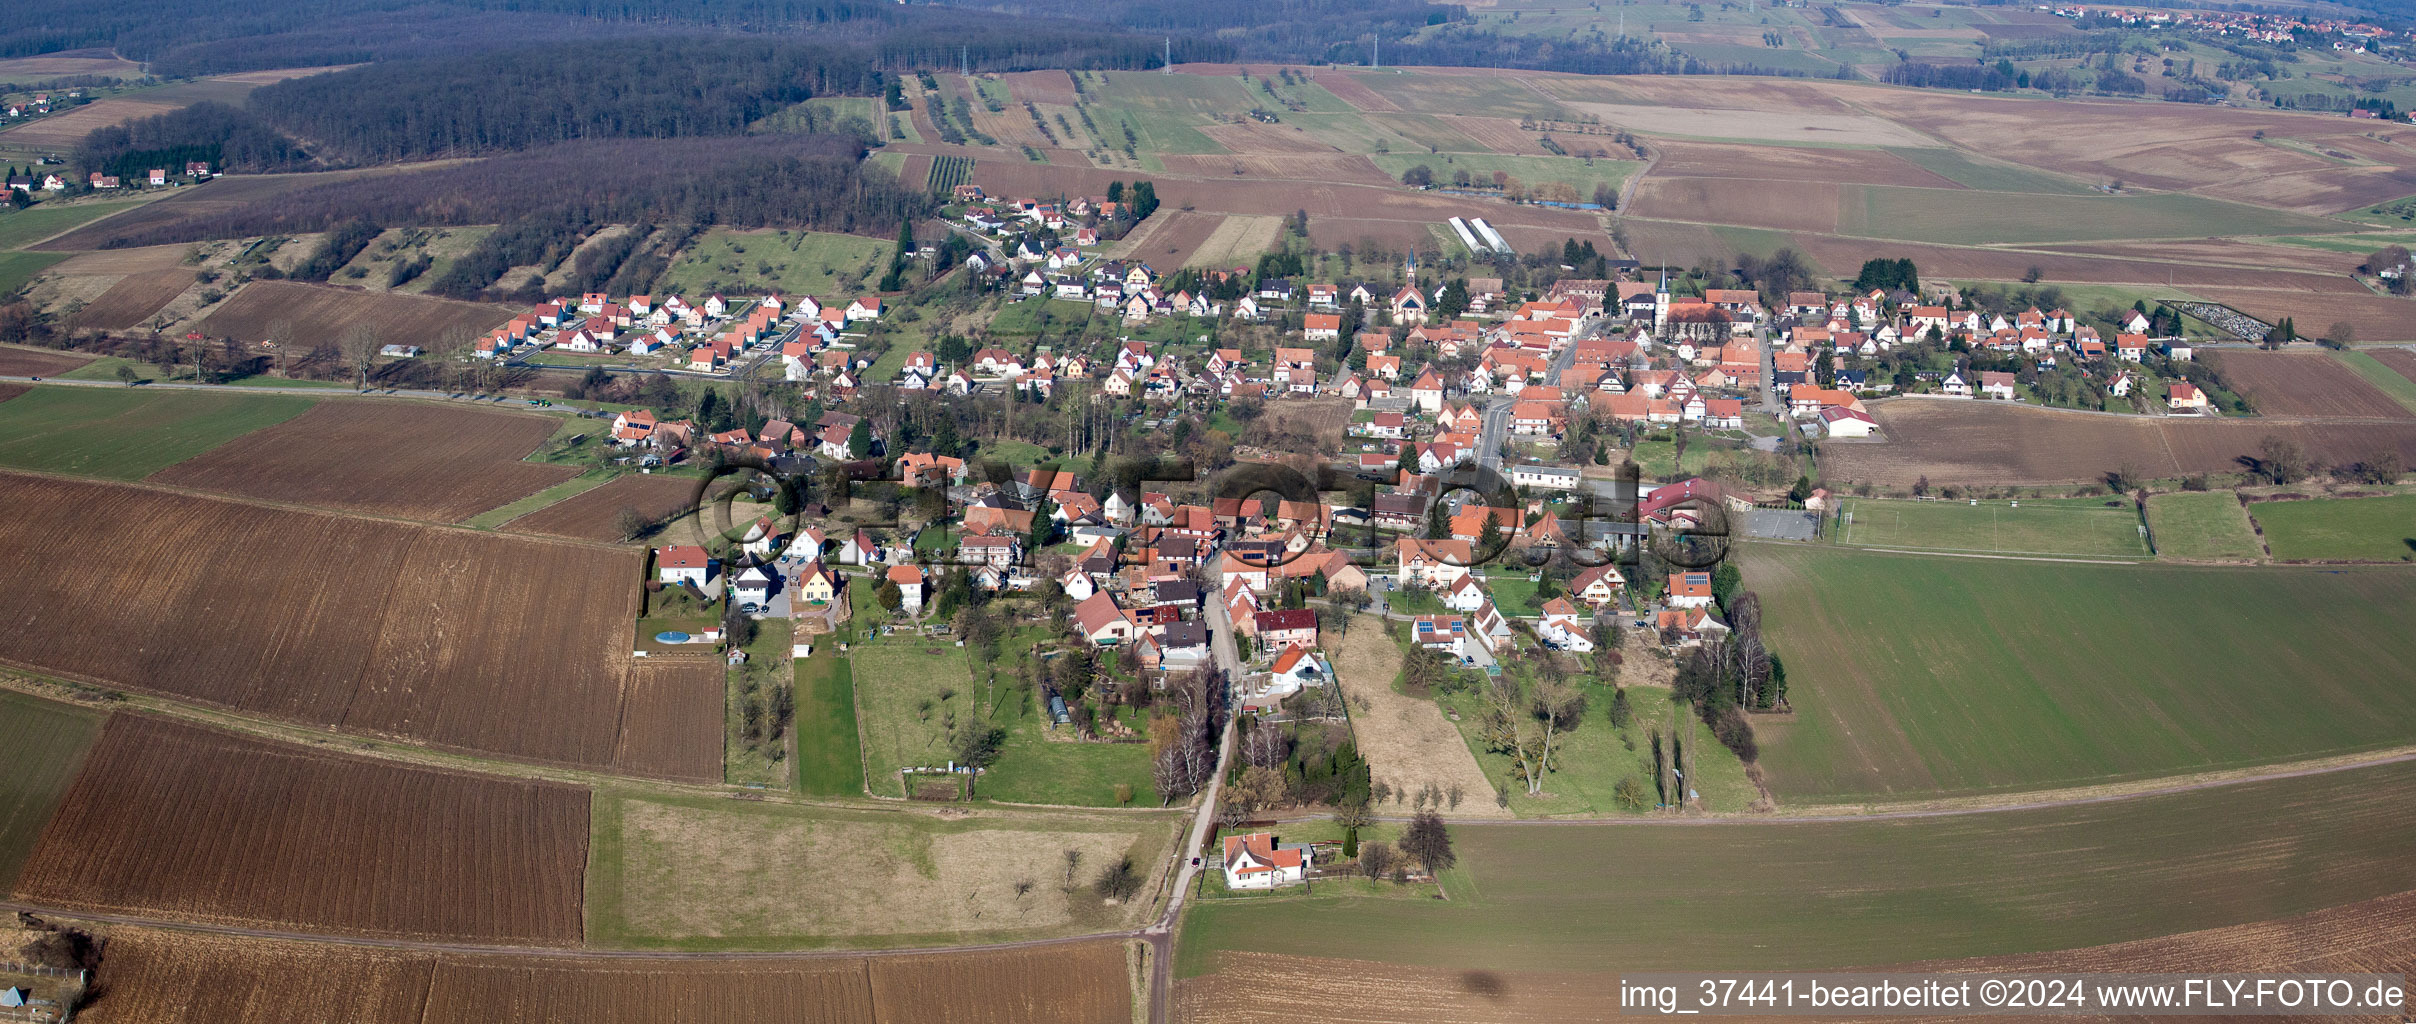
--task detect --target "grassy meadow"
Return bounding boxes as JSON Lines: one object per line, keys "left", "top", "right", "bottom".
{"left": 1836, "top": 496, "right": 2150, "bottom": 557}
{"left": 1840, "top": 187, "right": 2352, "bottom": 246}
{"left": 0, "top": 250, "right": 69, "bottom": 296}
{"left": 0, "top": 692, "right": 103, "bottom": 889}
{"left": 1179, "top": 757, "right": 2416, "bottom": 974}
{"left": 0, "top": 385, "right": 312, "bottom": 479}
{"left": 793, "top": 654, "right": 865, "bottom": 797}
{"left": 2249, "top": 495, "right": 2416, "bottom": 562}
{"left": 1743, "top": 545, "right": 2416, "bottom": 802}
{"left": 2145, "top": 491, "right": 2265, "bottom": 561}
{"left": 587, "top": 788, "right": 1176, "bottom": 950}
{"left": 656, "top": 228, "right": 893, "bottom": 301}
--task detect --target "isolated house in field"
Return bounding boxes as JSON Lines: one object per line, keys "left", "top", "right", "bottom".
{"left": 1221, "top": 832, "right": 1311, "bottom": 890}
{"left": 656, "top": 545, "right": 715, "bottom": 588}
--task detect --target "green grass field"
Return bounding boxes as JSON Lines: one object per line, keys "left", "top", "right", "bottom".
{"left": 0, "top": 385, "right": 313, "bottom": 479}
{"left": 1836, "top": 496, "right": 2150, "bottom": 557}
{"left": 1179, "top": 757, "right": 2416, "bottom": 975}
{"left": 0, "top": 250, "right": 68, "bottom": 295}
{"left": 1885, "top": 148, "right": 2097, "bottom": 194}
{"left": 2145, "top": 491, "right": 2264, "bottom": 561}
{"left": 1745, "top": 545, "right": 2416, "bottom": 802}
{"left": 1840, "top": 187, "right": 2351, "bottom": 246}
{"left": 0, "top": 692, "right": 103, "bottom": 890}
{"left": 850, "top": 641, "right": 979, "bottom": 797}
{"left": 0, "top": 198, "right": 149, "bottom": 250}
{"left": 971, "top": 681, "right": 1158, "bottom": 807}
{"left": 793, "top": 655, "right": 864, "bottom": 797}
{"left": 1437, "top": 680, "right": 1756, "bottom": 817}
{"left": 2331, "top": 350, "right": 2416, "bottom": 415}
{"left": 656, "top": 228, "right": 893, "bottom": 301}
{"left": 2250, "top": 495, "right": 2416, "bottom": 562}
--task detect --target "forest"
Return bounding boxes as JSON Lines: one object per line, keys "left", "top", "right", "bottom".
{"left": 247, "top": 38, "right": 880, "bottom": 163}
{"left": 0, "top": 0, "right": 1221, "bottom": 77}
{"left": 87, "top": 136, "right": 929, "bottom": 300}
{"left": 73, "top": 102, "right": 314, "bottom": 177}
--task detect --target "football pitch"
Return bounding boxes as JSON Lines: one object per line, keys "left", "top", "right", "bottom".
{"left": 1836, "top": 497, "right": 2151, "bottom": 558}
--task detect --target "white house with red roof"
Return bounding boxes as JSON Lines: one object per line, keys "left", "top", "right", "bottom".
{"left": 1221, "top": 832, "right": 1312, "bottom": 890}
{"left": 656, "top": 545, "right": 715, "bottom": 588}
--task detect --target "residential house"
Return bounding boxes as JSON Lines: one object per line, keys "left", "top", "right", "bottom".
{"left": 1221, "top": 832, "right": 1311, "bottom": 890}
{"left": 1254, "top": 608, "right": 1318, "bottom": 650}
{"left": 1075, "top": 592, "right": 1137, "bottom": 645}
{"left": 885, "top": 563, "right": 926, "bottom": 613}
{"left": 1667, "top": 571, "right": 1714, "bottom": 609}
{"left": 1536, "top": 598, "right": 1594, "bottom": 652}
{"left": 656, "top": 545, "right": 715, "bottom": 588}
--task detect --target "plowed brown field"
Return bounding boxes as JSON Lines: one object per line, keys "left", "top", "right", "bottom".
{"left": 2190, "top": 288, "right": 2416, "bottom": 343}
{"left": 0, "top": 382, "right": 27, "bottom": 403}
{"left": 2206, "top": 350, "right": 2415, "bottom": 419}
{"left": 148, "top": 400, "right": 578, "bottom": 521}
{"left": 1786, "top": 233, "right": 2352, "bottom": 290}
{"left": 197, "top": 279, "right": 515, "bottom": 350}
{"left": 0, "top": 472, "right": 713, "bottom": 777}
{"left": 1632, "top": 177, "right": 1841, "bottom": 232}
{"left": 15, "top": 717, "right": 588, "bottom": 943}
{"left": 62, "top": 269, "right": 191, "bottom": 330}
{"left": 1178, "top": 890, "right": 2416, "bottom": 1023}
{"left": 613, "top": 659, "right": 726, "bottom": 782}
{"left": 1317, "top": 72, "right": 1401, "bottom": 112}
{"left": 82, "top": 928, "right": 1134, "bottom": 1024}
{"left": 503, "top": 472, "right": 701, "bottom": 541}
{"left": 0, "top": 345, "right": 93, "bottom": 376}
{"left": 1818, "top": 400, "right": 2416, "bottom": 487}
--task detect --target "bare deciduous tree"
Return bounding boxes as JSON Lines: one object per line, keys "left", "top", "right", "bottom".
{"left": 338, "top": 322, "right": 380, "bottom": 390}
{"left": 1358, "top": 841, "right": 1397, "bottom": 881}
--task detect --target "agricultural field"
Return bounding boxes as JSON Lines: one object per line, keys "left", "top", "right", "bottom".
{"left": 1834, "top": 496, "right": 2150, "bottom": 557}
{"left": 0, "top": 199, "right": 154, "bottom": 250}
{"left": 655, "top": 228, "right": 893, "bottom": 300}
{"left": 1367, "top": 153, "right": 1635, "bottom": 196}
{"left": 196, "top": 279, "right": 516, "bottom": 351}
{"left": 62, "top": 268, "right": 193, "bottom": 329}
{"left": 1189, "top": 754, "right": 2416, "bottom": 982}
{"left": 1743, "top": 544, "right": 2416, "bottom": 802}
{"left": 2249, "top": 494, "right": 2416, "bottom": 562}
{"left": 83, "top": 926, "right": 1135, "bottom": 1024}
{"left": 0, "top": 693, "right": 102, "bottom": 890}
{"left": 585, "top": 789, "right": 1175, "bottom": 949}
{"left": 1818, "top": 400, "right": 2416, "bottom": 487}
{"left": 615, "top": 659, "right": 727, "bottom": 784}
{"left": 502, "top": 471, "right": 703, "bottom": 541}
{"left": 0, "top": 384, "right": 311, "bottom": 478}
{"left": 2205, "top": 350, "right": 2415, "bottom": 419}
{"left": 0, "top": 344, "right": 93, "bottom": 376}
{"left": 149, "top": 400, "right": 580, "bottom": 522}
{"left": 15, "top": 716, "right": 590, "bottom": 943}
{"left": 1181, "top": 885, "right": 2416, "bottom": 1023}
{"left": 0, "top": 472, "right": 716, "bottom": 777}
{"left": 1835, "top": 187, "right": 2350, "bottom": 247}
{"left": 2144, "top": 491, "right": 2265, "bottom": 561}
{"left": 2332, "top": 350, "right": 2416, "bottom": 415}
